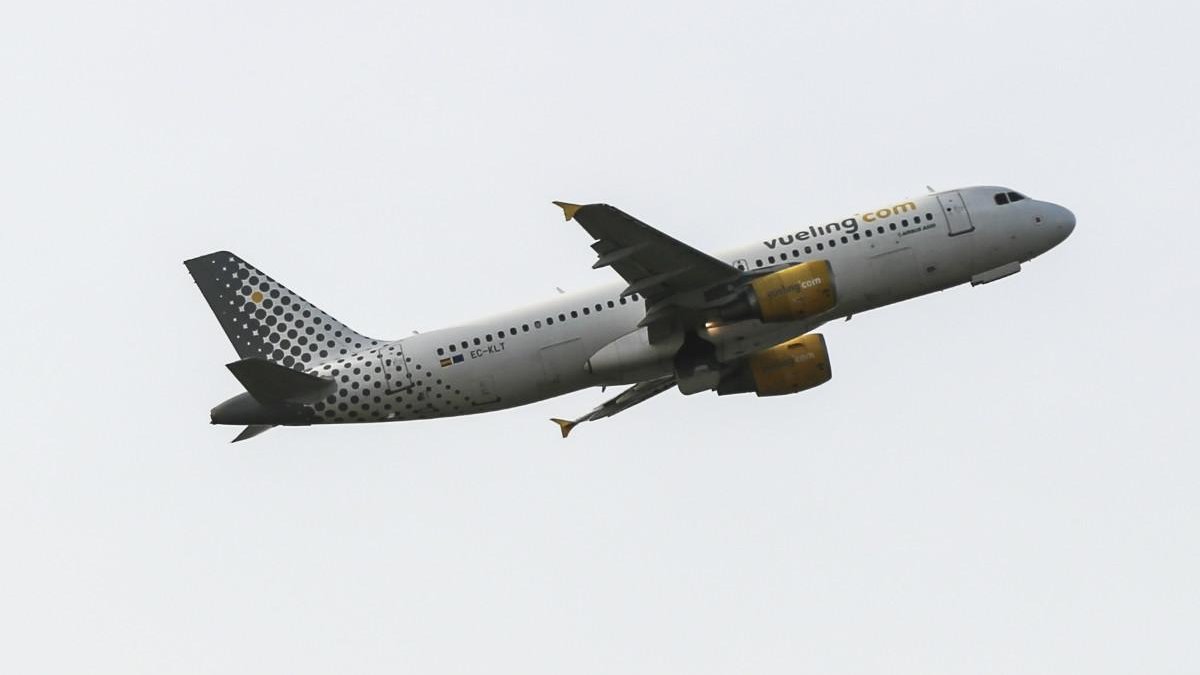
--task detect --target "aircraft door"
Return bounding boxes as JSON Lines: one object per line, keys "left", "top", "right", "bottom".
{"left": 937, "top": 191, "right": 975, "bottom": 235}
{"left": 381, "top": 342, "right": 415, "bottom": 395}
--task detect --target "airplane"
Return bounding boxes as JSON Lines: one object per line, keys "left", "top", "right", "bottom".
{"left": 185, "top": 186, "right": 1075, "bottom": 442}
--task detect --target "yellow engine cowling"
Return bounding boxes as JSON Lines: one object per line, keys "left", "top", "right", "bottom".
{"left": 750, "top": 260, "right": 836, "bottom": 322}
{"left": 716, "top": 334, "right": 832, "bottom": 397}
{"left": 719, "top": 260, "right": 837, "bottom": 324}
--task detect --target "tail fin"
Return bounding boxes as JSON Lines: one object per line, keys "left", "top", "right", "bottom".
{"left": 184, "top": 251, "right": 379, "bottom": 370}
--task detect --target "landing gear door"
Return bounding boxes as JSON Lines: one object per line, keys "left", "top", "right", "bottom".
{"left": 937, "top": 191, "right": 975, "bottom": 235}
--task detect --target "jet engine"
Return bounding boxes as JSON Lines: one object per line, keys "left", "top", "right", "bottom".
{"left": 720, "top": 260, "right": 836, "bottom": 323}
{"left": 716, "top": 334, "right": 832, "bottom": 397}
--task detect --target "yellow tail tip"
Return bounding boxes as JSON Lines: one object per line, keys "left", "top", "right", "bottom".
{"left": 552, "top": 201, "right": 582, "bottom": 221}
{"left": 550, "top": 418, "right": 577, "bottom": 438}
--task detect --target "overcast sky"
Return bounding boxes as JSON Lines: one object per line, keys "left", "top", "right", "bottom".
{"left": 3, "top": 1, "right": 1198, "bottom": 673}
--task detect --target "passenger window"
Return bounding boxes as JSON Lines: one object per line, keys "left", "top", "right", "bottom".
{"left": 522, "top": 324, "right": 530, "bottom": 332}
{"left": 474, "top": 337, "right": 481, "bottom": 346}
{"left": 780, "top": 252, "right": 788, "bottom": 260}
{"left": 768, "top": 256, "right": 775, "bottom": 264}
{"left": 546, "top": 317, "right": 554, "bottom": 325}
{"left": 620, "top": 298, "right": 627, "bottom": 305}
{"left": 865, "top": 229, "right": 873, "bottom": 238}
{"left": 994, "top": 192, "right": 1009, "bottom": 205}
{"left": 816, "top": 243, "right": 824, "bottom": 250}
{"left": 595, "top": 304, "right": 602, "bottom": 311}
{"left": 607, "top": 301, "right": 615, "bottom": 308}
{"left": 925, "top": 212, "right": 933, "bottom": 220}
{"left": 570, "top": 311, "right": 578, "bottom": 318}
{"left": 755, "top": 259, "right": 763, "bottom": 267}
{"left": 805, "top": 246, "right": 812, "bottom": 253}
{"left": 437, "top": 347, "right": 445, "bottom": 356}
{"left": 582, "top": 307, "right": 589, "bottom": 315}
{"left": 534, "top": 321, "right": 541, "bottom": 328}
{"left": 460, "top": 341, "right": 468, "bottom": 349}
{"left": 902, "top": 219, "right": 908, "bottom": 227}
{"left": 498, "top": 330, "right": 506, "bottom": 338}
{"left": 485, "top": 334, "right": 493, "bottom": 342}
{"left": 876, "top": 226, "right": 884, "bottom": 234}
{"left": 792, "top": 249, "right": 799, "bottom": 257}
{"left": 889, "top": 223, "right": 896, "bottom": 231}
{"left": 828, "top": 240, "right": 836, "bottom": 247}
{"left": 853, "top": 233, "right": 861, "bottom": 240}
{"left": 841, "top": 236, "right": 848, "bottom": 243}
{"left": 449, "top": 344, "right": 456, "bottom": 353}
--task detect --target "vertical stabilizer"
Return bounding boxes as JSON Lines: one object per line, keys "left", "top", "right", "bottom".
{"left": 184, "top": 251, "right": 379, "bottom": 370}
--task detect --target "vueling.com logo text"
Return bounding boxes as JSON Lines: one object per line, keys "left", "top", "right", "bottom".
{"left": 763, "top": 201, "right": 918, "bottom": 249}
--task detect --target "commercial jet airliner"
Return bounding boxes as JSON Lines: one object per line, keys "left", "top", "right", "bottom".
{"left": 186, "top": 186, "right": 1074, "bottom": 441}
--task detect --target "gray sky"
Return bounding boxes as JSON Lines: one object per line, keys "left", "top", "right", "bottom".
{"left": 3, "top": 1, "right": 1198, "bottom": 673}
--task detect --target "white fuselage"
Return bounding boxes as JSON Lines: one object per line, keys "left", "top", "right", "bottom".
{"left": 303, "top": 186, "right": 1074, "bottom": 424}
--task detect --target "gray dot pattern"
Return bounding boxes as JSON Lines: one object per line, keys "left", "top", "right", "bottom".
{"left": 185, "top": 251, "right": 379, "bottom": 371}
{"left": 307, "top": 346, "right": 479, "bottom": 425}
{"left": 188, "top": 250, "right": 495, "bottom": 426}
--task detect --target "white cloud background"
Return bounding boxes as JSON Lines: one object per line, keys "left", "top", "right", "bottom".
{"left": 2, "top": 1, "right": 1197, "bottom": 673}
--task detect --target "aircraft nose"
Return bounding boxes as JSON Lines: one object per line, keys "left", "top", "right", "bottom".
{"left": 1058, "top": 204, "right": 1076, "bottom": 239}
{"left": 1040, "top": 202, "right": 1075, "bottom": 246}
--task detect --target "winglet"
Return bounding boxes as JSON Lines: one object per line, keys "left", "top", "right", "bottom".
{"left": 550, "top": 418, "right": 578, "bottom": 439}
{"left": 553, "top": 201, "right": 582, "bottom": 221}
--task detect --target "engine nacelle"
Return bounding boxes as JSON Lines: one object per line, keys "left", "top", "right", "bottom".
{"left": 716, "top": 334, "right": 832, "bottom": 397}
{"left": 586, "top": 327, "right": 684, "bottom": 384}
{"left": 720, "top": 260, "right": 837, "bottom": 323}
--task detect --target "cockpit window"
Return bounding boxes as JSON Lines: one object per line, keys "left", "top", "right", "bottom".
{"left": 994, "top": 192, "right": 1009, "bottom": 205}
{"left": 1007, "top": 191, "right": 1026, "bottom": 202}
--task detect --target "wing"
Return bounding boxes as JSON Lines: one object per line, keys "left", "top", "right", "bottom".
{"left": 554, "top": 202, "right": 742, "bottom": 335}
{"left": 550, "top": 375, "right": 676, "bottom": 438}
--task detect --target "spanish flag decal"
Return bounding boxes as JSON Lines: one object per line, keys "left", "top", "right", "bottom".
{"left": 440, "top": 354, "right": 465, "bottom": 368}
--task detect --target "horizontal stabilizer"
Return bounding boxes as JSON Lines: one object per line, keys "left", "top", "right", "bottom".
{"left": 226, "top": 357, "right": 335, "bottom": 404}
{"left": 232, "top": 425, "right": 275, "bottom": 443}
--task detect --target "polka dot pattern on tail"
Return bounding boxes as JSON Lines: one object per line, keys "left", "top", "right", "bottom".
{"left": 184, "top": 251, "right": 379, "bottom": 370}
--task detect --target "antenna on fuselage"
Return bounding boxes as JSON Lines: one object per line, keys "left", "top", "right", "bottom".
{"left": 926, "top": 185, "right": 936, "bottom": 193}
